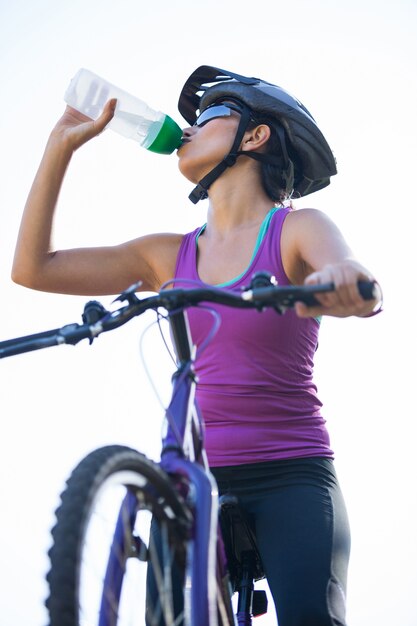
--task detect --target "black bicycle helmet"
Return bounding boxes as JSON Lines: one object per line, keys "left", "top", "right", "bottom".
{"left": 178, "top": 65, "right": 337, "bottom": 203}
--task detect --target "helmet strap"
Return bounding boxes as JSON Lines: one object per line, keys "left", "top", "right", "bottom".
{"left": 188, "top": 108, "right": 294, "bottom": 203}
{"left": 188, "top": 105, "right": 252, "bottom": 204}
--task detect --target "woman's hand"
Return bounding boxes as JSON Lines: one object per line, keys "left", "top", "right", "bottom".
{"left": 49, "top": 99, "right": 117, "bottom": 152}
{"left": 294, "top": 260, "right": 382, "bottom": 318}
{"left": 282, "top": 209, "right": 382, "bottom": 319}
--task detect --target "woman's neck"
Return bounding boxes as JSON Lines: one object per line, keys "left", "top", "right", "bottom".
{"left": 204, "top": 165, "right": 273, "bottom": 235}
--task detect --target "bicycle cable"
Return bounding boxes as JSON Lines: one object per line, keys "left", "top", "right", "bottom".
{"left": 137, "top": 313, "right": 185, "bottom": 447}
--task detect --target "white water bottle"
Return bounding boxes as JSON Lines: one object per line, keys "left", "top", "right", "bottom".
{"left": 64, "top": 68, "right": 183, "bottom": 154}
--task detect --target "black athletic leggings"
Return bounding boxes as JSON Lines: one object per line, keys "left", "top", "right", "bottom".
{"left": 212, "top": 457, "right": 351, "bottom": 626}
{"left": 147, "top": 457, "right": 350, "bottom": 626}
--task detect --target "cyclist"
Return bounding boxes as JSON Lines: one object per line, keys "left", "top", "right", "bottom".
{"left": 12, "top": 65, "right": 382, "bottom": 626}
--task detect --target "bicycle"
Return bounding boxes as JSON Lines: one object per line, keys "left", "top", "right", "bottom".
{"left": 0, "top": 272, "right": 376, "bottom": 626}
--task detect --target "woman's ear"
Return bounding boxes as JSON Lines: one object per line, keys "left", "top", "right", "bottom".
{"left": 240, "top": 124, "right": 271, "bottom": 152}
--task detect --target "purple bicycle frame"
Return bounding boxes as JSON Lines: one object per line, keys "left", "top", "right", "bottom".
{"left": 100, "top": 310, "right": 236, "bottom": 626}
{"left": 160, "top": 358, "right": 229, "bottom": 626}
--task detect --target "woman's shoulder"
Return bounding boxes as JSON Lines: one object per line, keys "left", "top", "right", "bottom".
{"left": 284, "top": 206, "right": 329, "bottom": 225}
{"left": 280, "top": 207, "right": 333, "bottom": 283}
{"left": 282, "top": 206, "right": 338, "bottom": 240}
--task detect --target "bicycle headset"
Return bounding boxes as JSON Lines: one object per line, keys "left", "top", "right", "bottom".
{"left": 178, "top": 65, "right": 337, "bottom": 204}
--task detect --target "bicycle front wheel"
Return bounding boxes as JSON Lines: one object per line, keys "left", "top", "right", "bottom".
{"left": 46, "top": 445, "right": 191, "bottom": 626}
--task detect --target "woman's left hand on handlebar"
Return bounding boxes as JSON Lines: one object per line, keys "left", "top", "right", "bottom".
{"left": 294, "top": 260, "right": 382, "bottom": 319}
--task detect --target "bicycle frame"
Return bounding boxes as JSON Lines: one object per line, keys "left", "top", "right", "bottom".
{"left": 99, "top": 305, "right": 234, "bottom": 626}
{"left": 159, "top": 308, "right": 234, "bottom": 626}
{"left": 0, "top": 277, "right": 376, "bottom": 626}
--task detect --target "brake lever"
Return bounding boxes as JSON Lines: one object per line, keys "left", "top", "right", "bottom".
{"left": 112, "top": 281, "right": 143, "bottom": 305}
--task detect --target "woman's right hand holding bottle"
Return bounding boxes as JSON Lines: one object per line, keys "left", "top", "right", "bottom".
{"left": 50, "top": 98, "right": 117, "bottom": 152}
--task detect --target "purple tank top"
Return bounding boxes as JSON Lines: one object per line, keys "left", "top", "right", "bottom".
{"left": 174, "top": 207, "right": 333, "bottom": 466}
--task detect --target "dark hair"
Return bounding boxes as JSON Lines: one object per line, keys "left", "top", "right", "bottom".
{"left": 247, "top": 115, "right": 301, "bottom": 205}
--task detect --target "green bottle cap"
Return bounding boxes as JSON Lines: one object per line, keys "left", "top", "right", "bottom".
{"left": 147, "top": 115, "right": 183, "bottom": 155}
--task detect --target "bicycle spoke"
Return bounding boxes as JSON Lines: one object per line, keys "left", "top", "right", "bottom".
{"left": 147, "top": 520, "right": 184, "bottom": 626}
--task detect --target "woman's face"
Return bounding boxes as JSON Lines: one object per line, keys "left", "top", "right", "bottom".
{"left": 177, "top": 104, "right": 241, "bottom": 184}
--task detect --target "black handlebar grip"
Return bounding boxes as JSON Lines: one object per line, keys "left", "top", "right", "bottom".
{"left": 357, "top": 281, "right": 376, "bottom": 301}
{"left": 294, "top": 280, "right": 376, "bottom": 307}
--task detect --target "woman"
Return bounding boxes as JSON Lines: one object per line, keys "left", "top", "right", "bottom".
{"left": 12, "top": 65, "right": 381, "bottom": 625}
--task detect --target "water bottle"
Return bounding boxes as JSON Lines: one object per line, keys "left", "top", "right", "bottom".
{"left": 64, "top": 68, "right": 183, "bottom": 154}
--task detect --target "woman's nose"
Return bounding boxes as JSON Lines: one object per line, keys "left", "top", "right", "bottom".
{"left": 182, "top": 126, "right": 194, "bottom": 137}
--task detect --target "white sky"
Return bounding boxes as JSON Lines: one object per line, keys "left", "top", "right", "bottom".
{"left": 0, "top": 1, "right": 416, "bottom": 625}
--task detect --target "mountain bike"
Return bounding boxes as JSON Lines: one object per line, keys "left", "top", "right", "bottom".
{"left": 0, "top": 272, "right": 376, "bottom": 626}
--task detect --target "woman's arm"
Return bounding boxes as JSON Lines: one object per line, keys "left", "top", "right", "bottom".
{"left": 12, "top": 101, "right": 181, "bottom": 295}
{"left": 282, "top": 208, "right": 382, "bottom": 318}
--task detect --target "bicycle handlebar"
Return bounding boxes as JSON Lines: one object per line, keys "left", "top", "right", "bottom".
{"left": 0, "top": 276, "right": 376, "bottom": 359}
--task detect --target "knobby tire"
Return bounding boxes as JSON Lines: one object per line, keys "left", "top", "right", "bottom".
{"left": 46, "top": 445, "right": 191, "bottom": 626}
